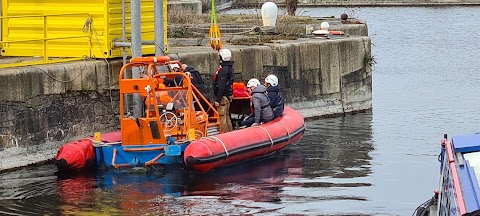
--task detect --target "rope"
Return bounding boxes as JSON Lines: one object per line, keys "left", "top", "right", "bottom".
{"left": 292, "top": 112, "right": 306, "bottom": 129}
{"left": 201, "top": 136, "right": 217, "bottom": 142}
{"left": 28, "top": 66, "right": 82, "bottom": 83}
{"left": 253, "top": 125, "right": 274, "bottom": 151}
{"left": 195, "top": 130, "right": 204, "bottom": 139}
{"left": 277, "top": 120, "right": 291, "bottom": 141}
{"left": 83, "top": 17, "right": 116, "bottom": 115}
{"left": 153, "top": 40, "right": 168, "bottom": 54}
{"left": 210, "top": 136, "right": 229, "bottom": 158}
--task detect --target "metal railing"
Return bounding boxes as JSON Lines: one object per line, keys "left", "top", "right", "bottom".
{"left": 0, "top": 13, "right": 92, "bottom": 68}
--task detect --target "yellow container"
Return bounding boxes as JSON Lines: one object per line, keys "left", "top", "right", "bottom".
{"left": 1, "top": 0, "right": 158, "bottom": 58}
{"left": 188, "top": 128, "right": 196, "bottom": 141}
{"left": 94, "top": 132, "right": 101, "bottom": 142}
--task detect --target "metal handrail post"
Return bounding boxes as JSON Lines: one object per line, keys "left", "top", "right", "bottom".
{"left": 131, "top": 0, "right": 143, "bottom": 117}
{"left": 122, "top": 0, "right": 129, "bottom": 113}
{"left": 0, "top": 3, "right": 3, "bottom": 51}
{"left": 88, "top": 15, "right": 93, "bottom": 58}
{"left": 43, "top": 15, "right": 48, "bottom": 63}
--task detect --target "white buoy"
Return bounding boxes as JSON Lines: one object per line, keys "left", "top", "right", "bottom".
{"left": 261, "top": 2, "right": 278, "bottom": 32}
{"left": 320, "top": 22, "right": 330, "bottom": 31}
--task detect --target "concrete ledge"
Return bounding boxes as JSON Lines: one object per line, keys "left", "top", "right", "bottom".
{"left": 169, "top": 0, "right": 202, "bottom": 15}
{"left": 306, "top": 23, "right": 368, "bottom": 36}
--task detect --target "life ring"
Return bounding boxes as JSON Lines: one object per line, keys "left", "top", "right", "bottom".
{"left": 130, "top": 56, "right": 171, "bottom": 64}
{"left": 328, "top": 31, "right": 345, "bottom": 35}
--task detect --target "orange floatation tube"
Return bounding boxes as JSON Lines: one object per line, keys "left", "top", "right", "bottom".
{"left": 328, "top": 30, "right": 345, "bottom": 35}
{"left": 55, "top": 131, "right": 122, "bottom": 171}
{"left": 184, "top": 107, "right": 305, "bottom": 172}
{"left": 130, "top": 56, "right": 171, "bottom": 64}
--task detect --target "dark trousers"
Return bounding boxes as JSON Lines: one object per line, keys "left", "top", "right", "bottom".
{"left": 241, "top": 115, "right": 256, "bottom": 127}
{"left": 240, "top": 115, "right": 269, "bottom": 127}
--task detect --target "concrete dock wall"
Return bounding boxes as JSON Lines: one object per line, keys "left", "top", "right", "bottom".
{"left": 0, "top": 36, "right": 372, "bottom": 172}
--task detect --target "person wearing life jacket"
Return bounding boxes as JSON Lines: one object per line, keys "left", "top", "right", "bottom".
{"left": 264, "top": 74, "right": 284, "bottom": 119}
{"left": 240, "top": 78, "right": 274, "bottom": 127}
{"left": 144, "top": 83, "right": 175, "bottom": 115}
{"left": 213, "top": 49, "right": 234, "bottom": 133}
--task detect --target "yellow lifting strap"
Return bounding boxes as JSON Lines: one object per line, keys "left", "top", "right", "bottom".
{"left": 209, "top": 0, "right": 222, "bottom": 51}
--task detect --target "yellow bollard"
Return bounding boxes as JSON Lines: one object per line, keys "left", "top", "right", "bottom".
{"left": 94, "top": 132, "right": 101, "bottom": 142}
{"left": 188, "top": 128, "right": 196, "bottom": 141}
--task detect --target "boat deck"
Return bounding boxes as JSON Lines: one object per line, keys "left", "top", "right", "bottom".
{"left": 452, "top": 134, "right": 480, "bottom": 213}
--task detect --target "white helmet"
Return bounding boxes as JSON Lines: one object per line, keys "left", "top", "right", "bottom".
{"left": 246, "top": 78, "right": 261, "bottom": 88}
{"left": 265, "top": 74, "right": 278, "bottom": 86}
{"left": 218, "top": 49, "right": 232, "bottom": 61}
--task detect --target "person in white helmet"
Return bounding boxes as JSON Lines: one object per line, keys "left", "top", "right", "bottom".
{"left": 240, "top": 78, "right": 274, "bottom": 127}
{"left": 264, "top": 74, "right": 284, "bottom": 119}
{"left": 213, "top": 49, "right": 234, "bottom": 133}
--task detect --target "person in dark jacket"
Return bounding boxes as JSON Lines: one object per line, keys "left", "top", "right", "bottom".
{"left": 264, "top": 74, "right": 284, "bottom": 119}
{"left": 184, "top": 65, "right": 206, "bottom": 96}
{"left": 163, "top": 63, "right": 183, "bottom": 87}
{"left": 213, "top": 49, "right": 234, "bottom": 133}
{"left": 183, "top": 64, "right": 209, "bottom": 111}
{"left": 240, "top": 78, "right": 274, "bottom": 127}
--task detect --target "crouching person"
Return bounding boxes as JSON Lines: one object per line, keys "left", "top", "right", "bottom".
{"left": 241, "top": 78, "right": 274, "bottom": 127}
{"left": 264, "top": 74, "right": 284, "bottom": 119}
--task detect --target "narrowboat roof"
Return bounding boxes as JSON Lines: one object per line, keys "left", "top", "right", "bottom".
{"left": 452, "top": 134, "right": 480, "bottom": 212}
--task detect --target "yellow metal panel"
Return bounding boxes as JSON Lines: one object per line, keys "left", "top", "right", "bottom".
{"left": 107, "top": 0, "right": 156, "bottom": 57}
{"left": 2, "top": 0, "right": 102, "bottom": 57}
{"left": 1, "top": 0, "right": 160, "bottom": 59}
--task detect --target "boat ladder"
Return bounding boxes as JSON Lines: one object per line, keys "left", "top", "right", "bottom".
{"left": 207, "top": 125, "right": 220, "bottom": 136}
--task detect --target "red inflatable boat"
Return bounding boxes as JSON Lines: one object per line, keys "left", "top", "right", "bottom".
{"left": 55, "top": 131, "right": 122, "bottom": 171}
{"left": 184, "top": 106, "right": 305, "bottom": 172}
{"left": 54, "top": 57, "right": 305, "bottom": 173}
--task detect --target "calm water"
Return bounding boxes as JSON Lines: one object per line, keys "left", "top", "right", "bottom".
{"left": 2, "top": 7, "right": 480, "bottom": 215}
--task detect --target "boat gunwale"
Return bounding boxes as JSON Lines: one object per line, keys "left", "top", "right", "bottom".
{"left": 443, "top": 138, "right": 467, "bottom": 214}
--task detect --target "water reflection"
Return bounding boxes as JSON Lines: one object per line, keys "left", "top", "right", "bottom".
{"left": 298, "top": 113, "right": 373, "bottom": 179}
{"left": 276, "top": 112, "right": 374, "bottom": 215}
{"left": 0, "top": 166, "right": 60, "bottom": 216}
{"left": 0, "top": 112, "right": 374, "bottom": 215}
